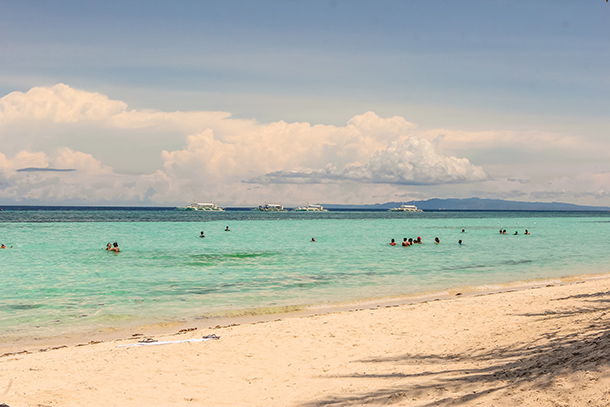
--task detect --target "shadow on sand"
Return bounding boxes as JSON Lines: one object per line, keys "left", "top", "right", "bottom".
{"left": 302, "top": 290, "right": 610, "bottom": 407}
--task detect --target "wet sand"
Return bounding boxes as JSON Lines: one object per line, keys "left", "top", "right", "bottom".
{"left": 2, "top": 276, "right": 610, "bottom": 406}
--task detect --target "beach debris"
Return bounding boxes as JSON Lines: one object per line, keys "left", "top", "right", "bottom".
{"left": 202, "top": 334, "right": 220, "bottom": 340}
{"left": 213, "top": 323, "right": 239, "bottom": 329}
{"left": 1, "top": 350, "right": 32, "bottom": 358}
{"left": 75, "top": 340, "right": 103, "bottom": 347}
{"left": 178, "top": 327, "right": 197, "bottom": 334}
{"left": 118, "top": 335, "right": 220, "bottom": 348}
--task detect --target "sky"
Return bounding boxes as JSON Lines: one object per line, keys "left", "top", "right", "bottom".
{"left": 0, "top": 0, "right": 609, "bottom": 207}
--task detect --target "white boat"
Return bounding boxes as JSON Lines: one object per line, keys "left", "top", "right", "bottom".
{"left": 253, "top": 203, "right": 286, "bottom": 211}
{"left": 293, "top": 204, "right": 328, "bottom": 212}
{"left": 388, "top": 204, "right": 423, "bottom": 212}
{"left": 175, "top": 202, "right": 224, "bottom": 211}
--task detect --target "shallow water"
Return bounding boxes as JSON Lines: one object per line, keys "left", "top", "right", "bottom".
{"left": 1, "top": 207, "right": 609, "bottom": 340}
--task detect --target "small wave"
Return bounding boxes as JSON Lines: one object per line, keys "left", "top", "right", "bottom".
{"left": 442, "top": 258, "right": 533, "bottom": 272}
{"left": 188, "top": 252, "right": 277, "bottom": 263}
{"left": 195, "top": 304, "right": 305, "bottom": 320}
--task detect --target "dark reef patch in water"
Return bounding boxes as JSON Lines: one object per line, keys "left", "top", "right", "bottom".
{"left": 2, "top": 304, "right": 44, "bottom": 310}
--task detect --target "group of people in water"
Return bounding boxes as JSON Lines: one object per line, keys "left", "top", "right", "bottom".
{"left": 105, "top": 242, "right": 120, "bottom": 252}
{"left": 500, "top": 229, "right": 530, "bottom": 235}
{"left": 106, "top": 225, "right": 232, "bottom": 252}
{"left": 105, "top": 225, "right": 532, "bottom": 253}
{"left": 389, "top": 228, "right": 531, "bottom": 247}
{"left": 199, "top": 226, "right": 231, "bottom": 238}
{"left": 390, "top": 228, "right": 469, "bottom": 246}
{"left": 390, "top": 236, "right": 428, "bottom": 246}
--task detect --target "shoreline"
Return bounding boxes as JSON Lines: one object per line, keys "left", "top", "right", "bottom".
{"left": 3, "top": 271, "right": 610, "bottom": 355}
{"left": 3, "top": 271, "right": 610, "bottom": 406}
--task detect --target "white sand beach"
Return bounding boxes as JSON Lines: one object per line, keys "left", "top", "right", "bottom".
{"left": 2, "top": 276, "right": 610, "bottom": 407}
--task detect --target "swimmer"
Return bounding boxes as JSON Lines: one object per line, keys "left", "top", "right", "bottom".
{"left": 0, "top": 244, "right": 5, "bottom": 249}
{"left": 311, "top": 237, "right": 316, "bottom": 242}
{"left": 514, "top": 231, "right": 518, "bottom": 235}
{"left": 108, "top": 242, "right": 120, "bottom": 252}
{"left": 105, "top": 242, "right": 112, "bottom": 251}
{"left": 200, "top": 231, "right": 205, "bottom": 238}
{"left": 434, "top": 237, "right": 440, "bottom": 244}
{"left": 389, "top": 239, "right": 397, "bottom": 246}
{"left": 461, "top": 229, "right": 465, "bottom": 233}
{"left": 225, "top": 226, "right": 230, "bottom": 232}
{"left": 402, "top": 238, "right": 410, "bottom": 246}
{"left": 458, "top": 240, "right": 463, "bottom": 245}
{"left": 525, "top": 230, "right": 530, "bottom": 235}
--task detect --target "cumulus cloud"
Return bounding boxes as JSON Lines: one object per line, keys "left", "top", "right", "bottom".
{"left": 0, "top": 83, "right": 607, "bottom": 206}
{"left": 0, "top": 83, "right": 127, "bottom": 123}
{"left": 419, "top": 128, "right": 605, "bottom": 162}
{"left": 247, "top": 138, "right": 488, "bottom": 185}
{"left": 0, "top": 147, "right": 166, "bottom": 204}
{"left": 0, "top": 148, "right": 111, "bottom": 175}
{"left": 161, "top": 110, "right": 486, "bottom": 191}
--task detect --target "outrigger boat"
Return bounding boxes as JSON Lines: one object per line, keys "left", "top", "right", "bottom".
{"left": 388, "top": 203, "right": 423, "bottom": 212}
{"left": 175, "top": 202, "right": 224, "bottom": 211}
{"left": 253, "top": 203, "right": 286, "bottom": 211}
{"left": 293, "top": 204, "right": 328, "bottom": 212}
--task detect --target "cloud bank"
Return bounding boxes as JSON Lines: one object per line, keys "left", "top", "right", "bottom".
{"left": 248, "top": 138, "right": 488, "bottom": 185}
{"left": 0, "top": 84, "right": 607, "bottom": 206}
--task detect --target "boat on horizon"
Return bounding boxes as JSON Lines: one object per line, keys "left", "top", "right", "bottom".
{"left": 252, "top": 203, "right": 286, "bottom": 211}
{"left": 293, "top": 204, "right": 328, "bottom": 212}
{"left": 175, "top": 202, "right": 224, "bottom": 211}
{"left": 388, "top": 203, "right": 423, "bottom": 212}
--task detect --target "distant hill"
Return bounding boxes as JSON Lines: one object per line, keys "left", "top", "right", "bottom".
{"left": 323, "top": 198, "right": 610, "bottom": 211}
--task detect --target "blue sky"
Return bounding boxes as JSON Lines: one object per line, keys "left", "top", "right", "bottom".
{"left": 0, "top": 1, "right": 609, "bottom": 206}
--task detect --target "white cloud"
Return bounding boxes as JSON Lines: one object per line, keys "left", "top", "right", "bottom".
{"left": 52, "top": 147, "right": 113, "bottom": 174}
{"left": 247, "top": 138, "right": 488, "bottom": 185}
{"left": 420, "top": 128, "right": 606, "bottom": 160}
{"left": 0, "top": 151, "right": 49, "bottom": 170}
{"left": 0, "top": 84, "right": 608, "bottom": 206}
{"left": 0, "top": 83, "right": 127, "bottom": 123}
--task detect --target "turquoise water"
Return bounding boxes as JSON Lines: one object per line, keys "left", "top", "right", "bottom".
{"left": 1, "top": 208, "right": 609, "bottom": 340}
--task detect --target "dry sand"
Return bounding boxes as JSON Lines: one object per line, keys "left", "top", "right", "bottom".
{"left": 2, "top": 276, "right": 610, "bottom": 407}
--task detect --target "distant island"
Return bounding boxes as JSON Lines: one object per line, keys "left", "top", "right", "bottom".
{"left": 322, "top": 198, "right": 610, "bottom": 211}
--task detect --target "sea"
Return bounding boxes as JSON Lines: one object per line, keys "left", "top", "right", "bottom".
{"left": 1, "top": 207, "right": 609, "bottom": 344}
